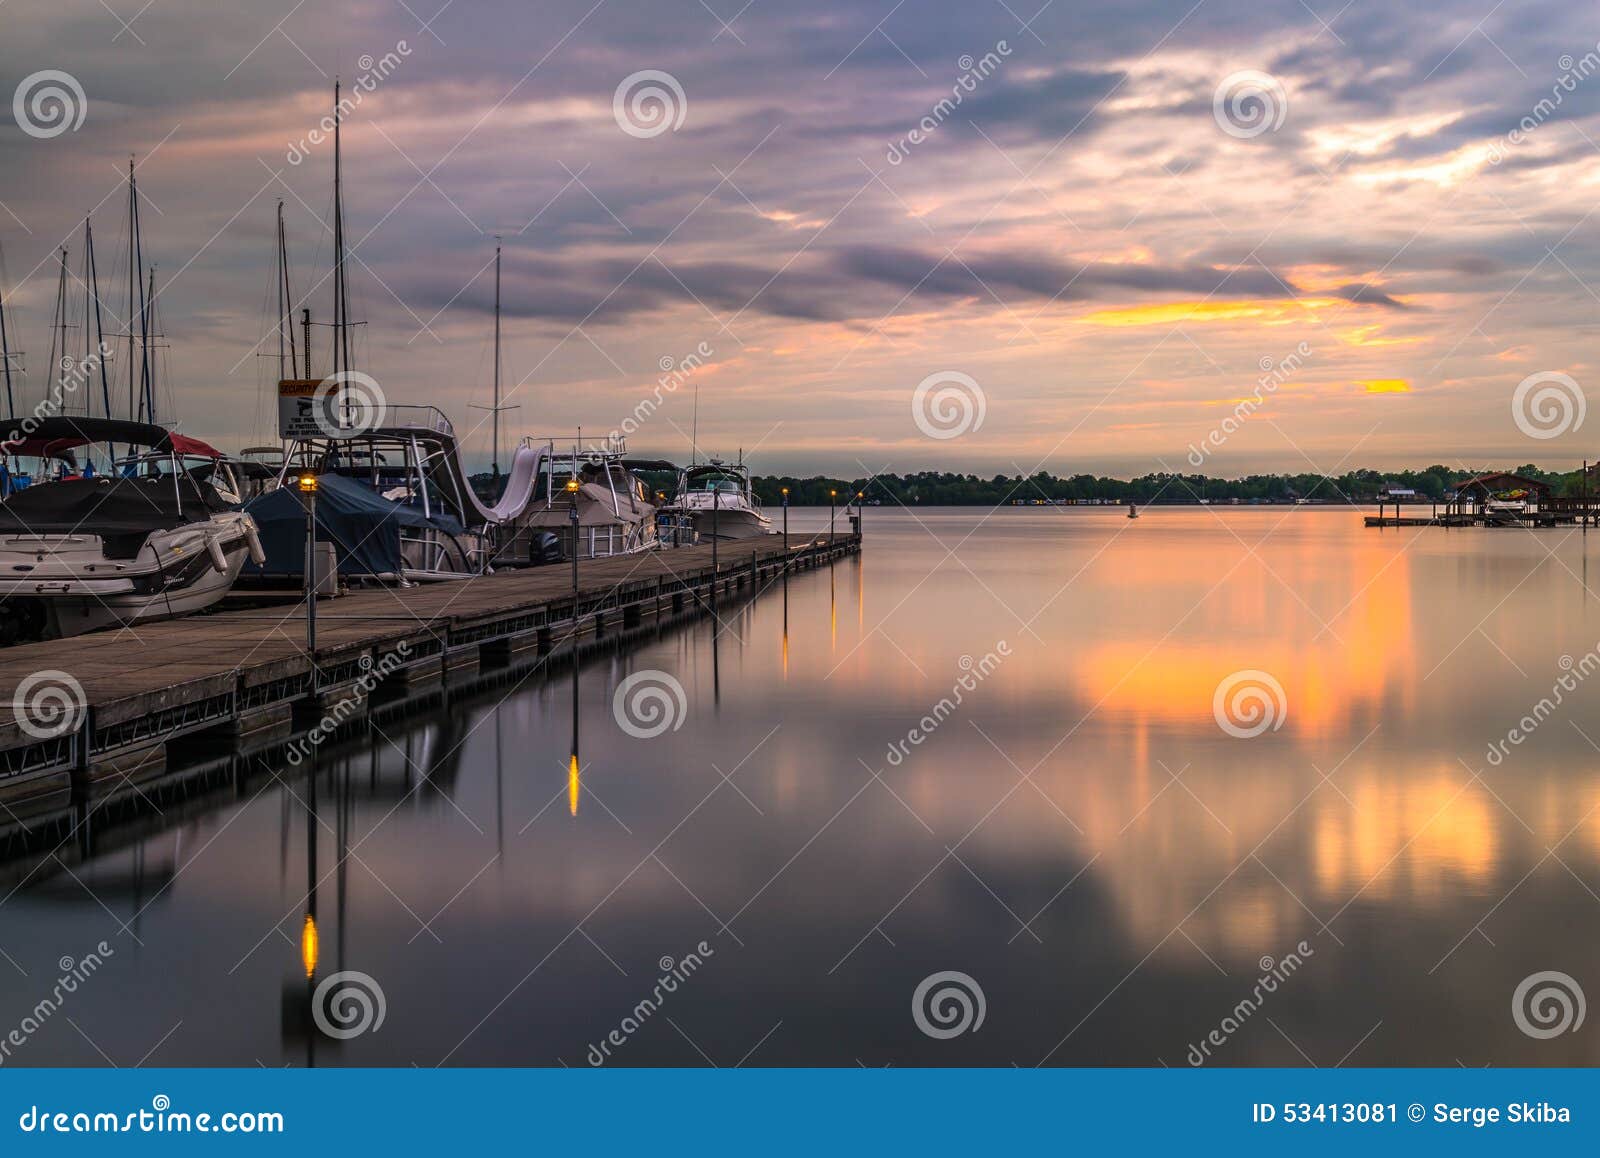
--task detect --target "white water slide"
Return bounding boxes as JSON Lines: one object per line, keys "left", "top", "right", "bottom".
{"left": 409, "top": 415, "right": 547, "bottom": 524}
{"left": 456, "top": 436, "right": 546, "bottom": 523}
{"left": 373, "top": 406, "right": 547, "bottom": 527}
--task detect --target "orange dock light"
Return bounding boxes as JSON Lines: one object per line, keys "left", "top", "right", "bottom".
{"left": 566, "top": 479, "right": 581, "bottom": 593}
{"left": 300, "top": 913, "right": 319, "bottom": 979}
{"left": 298, "top": 472, "right": 321, "bottom": 656}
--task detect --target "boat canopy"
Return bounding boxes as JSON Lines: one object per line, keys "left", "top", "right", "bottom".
{"left": 293, "top": 419, "right": 543, "bottom": 526}
{"left": 243, "top": 472, "right": 460, "bottom": 580}
{"left": 0, "top": 416, "right": 182, "bottom": 459}
{"left": 0, "top": 475, "right": 233, "bottom": 558}
{"left": 168, "top": 433, "right": 225, "bottom": 458}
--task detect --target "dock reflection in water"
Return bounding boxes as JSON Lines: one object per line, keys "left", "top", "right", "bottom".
{"left": 1, "top": 507, "right": 1598, "bottom": 1066}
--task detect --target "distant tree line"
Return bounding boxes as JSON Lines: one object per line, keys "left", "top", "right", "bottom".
{"left": 476, "top": 464, "right": 1598, "bottom": 507}
{"left": 745, "top": 465, "right": 1596, "bottom": 506}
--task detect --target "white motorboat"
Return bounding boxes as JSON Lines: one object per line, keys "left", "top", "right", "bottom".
{"left": 495, "top": 437, "right": 673, "bottom": 563}
{"left": 259, "top": 406, "right": 542, "bottom": 582}
{"left": 0, "top": 417, "right": 265, "bottom": 644}
{"left": 663, "top": 458, "right": 773, "bottom": 540}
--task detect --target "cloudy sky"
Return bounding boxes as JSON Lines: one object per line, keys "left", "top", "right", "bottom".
{"left": 1, "top": 0, "right": 1597, "bottom": 476}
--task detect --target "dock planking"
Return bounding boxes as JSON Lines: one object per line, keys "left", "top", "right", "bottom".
{"left": 0, "top": 532, "right": 860, "bottom": 828}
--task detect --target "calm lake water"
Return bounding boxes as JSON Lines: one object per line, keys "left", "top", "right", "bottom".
{"left": 3, "top": 506, "right": 1599, "bottom": 1066}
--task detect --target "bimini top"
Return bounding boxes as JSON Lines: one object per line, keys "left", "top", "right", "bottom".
{"left": 684, "top": 461, "right": 749, "bottom": 478}
{"left": 0, "top": 475, "right": 233, "bottom": 557}
{"left": 0, "top": 416, "right": 182, "bottom": 459}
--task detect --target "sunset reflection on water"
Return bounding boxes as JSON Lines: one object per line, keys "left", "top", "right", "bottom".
{"left": 2, "top": 508, "right": 1598, "bottom": 1067}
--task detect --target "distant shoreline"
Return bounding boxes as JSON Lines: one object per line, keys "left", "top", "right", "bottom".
{"left": 740, "top": 466, "right": 1584, "bottom": 507}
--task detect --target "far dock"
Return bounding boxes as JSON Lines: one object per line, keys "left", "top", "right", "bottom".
{"left": 1367, "top": 471, "right": 1600, "bottom": 529}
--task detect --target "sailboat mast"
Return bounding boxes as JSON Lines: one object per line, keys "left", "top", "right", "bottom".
{"left": 144, "top": 265, "right": 157, "bottom": 424}
{"left": 331, "top": 80, "right": 350, "bottom": 379}
{"left": 277, "top": 200, "right": 297, "bottom": 379}
{"left": 126, "top": 160, "right": 134, "bottom": 420}
{"left": 83, "top": 218, "right": 112, "bottom": 420}
{"left": 132, "top": 174, "right": 153, "bottom": 424}
{"left": 47, "top": 248, "right": 69, "bottom": 409}
{"left": 125, "top": 157, "right": 142, "bottom": 423}
{"left": 0, "top": 241, "right": 15, "bottom": 415}
{"left": 492, "top": 239, "right": 501, "bottom": 479}
{"left": 79, "top": 240, "right": 88, "bottom": 408}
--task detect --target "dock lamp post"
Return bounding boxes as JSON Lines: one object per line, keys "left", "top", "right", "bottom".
{"left": 781, "top": 487, "right": 789, "bottom": 560}
{"left": 655, "top": 490, "right": 668, "bottom": 546}
{"left": 566, "top": 478, "right": 581, "bottom": 601}
{"left": 829, "top": 489, "right": 837, "bottom": 541}
{"left": 711, "top": 486, "right": 720, "bottom": 602}
{"left": 297, "top": 472, "right": 319, "bottom": 661}
{"left": 856, "top": 490, "right": 864, "bottom": 536}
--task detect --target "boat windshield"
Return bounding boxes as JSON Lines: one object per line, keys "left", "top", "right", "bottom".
{"left": 691, "top": 477, "right": 742, "bottom": 493}
{"left": 117, "top": 453, "right": 214, "bottom": 479}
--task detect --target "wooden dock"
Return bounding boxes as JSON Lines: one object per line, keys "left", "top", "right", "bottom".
{"left": 1364, "top": 513, "right": 1466, "bottom": 527}
{"left": 0, "top": 532, "right": 859, "bottom": 836}
{"left": 1364, "top": 510, "right": 1585, "bottom": 528}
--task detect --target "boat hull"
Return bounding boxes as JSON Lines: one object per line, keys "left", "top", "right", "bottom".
{"left": 0, "top": 514, "right": 260, "bottom": 643}
{"left": 687, "top": 507, "right": 773, "bottom": 540}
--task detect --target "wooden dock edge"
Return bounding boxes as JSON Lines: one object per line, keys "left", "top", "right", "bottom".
{"left": 0, "top": 533, "right": 860, "bottom": 845}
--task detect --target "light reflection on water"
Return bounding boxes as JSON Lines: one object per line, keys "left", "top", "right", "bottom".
{"left": 2, "top": 507, "right": 1599, "bottom": 1066}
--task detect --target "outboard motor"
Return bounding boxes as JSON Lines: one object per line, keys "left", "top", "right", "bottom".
{"left": 529, "top": 531, "right": 564, "bottom": 566}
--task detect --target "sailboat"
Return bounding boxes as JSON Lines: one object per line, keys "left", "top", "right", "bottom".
{"left": 248, "top": 84, "right": 541, "bottom": 584}
{"left": 0, "top": 175, "right": 266, "bottom": 643}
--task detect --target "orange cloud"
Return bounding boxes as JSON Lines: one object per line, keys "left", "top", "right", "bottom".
{"left": 1360, "top": 379, "right": 1411, "bottom": 393}
{"left": 1081, "top": 299, "right": 1341, "bottom": 327}
{"left": 1339, "top": 324, "right": 1422, "bottom": 349}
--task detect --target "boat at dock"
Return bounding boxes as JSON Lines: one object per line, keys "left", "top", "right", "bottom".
{"left": 663, "top": 458, "right": 773, "bottom": 540}
{"left": 248, "top": 406, "right": 544, "bottom": 583}
{"left": 495, "top": 437, "right": 673, "bottom": 563}
{"left": 245, "top": 85, "right": 544, "bottom": 585}
{"left": 0, "top": 417, "right": 264, "bottom": 644}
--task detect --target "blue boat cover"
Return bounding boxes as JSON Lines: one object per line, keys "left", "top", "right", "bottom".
{"left": 243, "top": 473, "right": 447, "bottom": 579}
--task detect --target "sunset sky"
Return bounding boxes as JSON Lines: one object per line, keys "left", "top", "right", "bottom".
{"left": 1, "top": 0, "right": 1598, "bottom": 476}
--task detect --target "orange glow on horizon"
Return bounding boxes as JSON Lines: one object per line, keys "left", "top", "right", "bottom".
{"left": 1081, "top": 299, "right": 1344, "bottom": 327}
